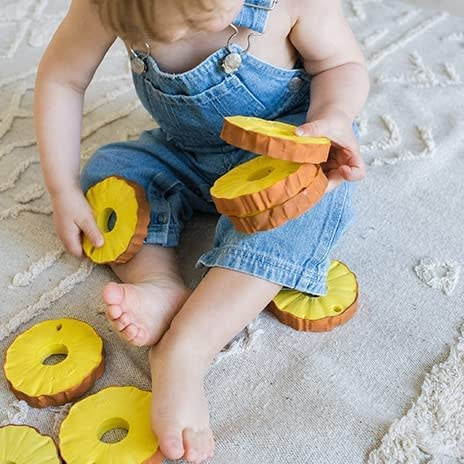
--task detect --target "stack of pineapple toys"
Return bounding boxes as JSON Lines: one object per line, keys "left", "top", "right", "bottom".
{"left": 212, "top": 116, "right": 359, "bottom": 332}
{"left": 211, "top": 116, "right": 330, "bottom": 233}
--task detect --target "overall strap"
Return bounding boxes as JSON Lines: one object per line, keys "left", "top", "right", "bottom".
{"left": 232, "top": 0, "right": 278, "bottom": 33}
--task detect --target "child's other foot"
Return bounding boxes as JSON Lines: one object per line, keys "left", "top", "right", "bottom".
{"left": 149, "top": 342, "right": 215, "bottom": 463}
{"left": 102, "top": 274, "right": 191, "bottom": 346}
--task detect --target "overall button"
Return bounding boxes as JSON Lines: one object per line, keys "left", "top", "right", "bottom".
{"left": 288, "top": 76, "right": 304, "bottom": 91}
{"left": 157, "top": 213, "right": 168, "bottom": 224}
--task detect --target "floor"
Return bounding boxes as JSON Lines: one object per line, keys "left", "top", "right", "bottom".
{"left": 403, "top": 0, "right": 464, "bottom": 16}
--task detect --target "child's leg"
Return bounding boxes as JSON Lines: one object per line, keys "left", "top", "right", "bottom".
{"left": 150, "top": 174, "right": 358, "bottom": 461}
{"left": 103, "top": 243, "right": 191, "bottom": 346}
{"left": 79, "top": 128, "right": 220, "bottom": 346}
{"left": 149, "top": 266, "right": 282, "bottom": 462}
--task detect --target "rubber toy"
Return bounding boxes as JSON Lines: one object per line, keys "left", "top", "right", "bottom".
{"left": 210, "top": 155, "right": 325, "bottom": 217}
{"left": 83, "top": 176, "right": 150, "bottom": 264}
{"left": 0, "top": 425, "right": 61, "bottom": 464}
{"left": 4, "top": 318, "right": 104, "bottom": 408}
{"left": 59, "top": 386, "right": 163, "bottom": 464}
{"left": 227, "top": 165, "right": 327, "bottom": 233}
{"left": 220, "top": 115, "right": 331, "bottom": 163}
{"left": 268, "top": 260, "right": 358, "bottom": 331}
{"left": 213, "top": 116, "right": 331, "bottom": 233}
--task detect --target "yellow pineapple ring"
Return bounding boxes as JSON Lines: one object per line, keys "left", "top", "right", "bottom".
{"left": 268, "top": 260, "right": 358, "bottom": 331}
{"left": 221, "top": 116, "right": 331, "bottom": 163}
{"left": 59, "top": 386, "right": 163, "bottom": 464}
{"left": 229, "top": 166, "right": 327, "bottom": 233}
{"left": 211, "top": 155, "right": 319, "bottom": 216}
{"left": 4, "top": 318, "right": 104, "bottom": 408}
{"left": 0, "top": 425, "right": 61, "bottom": 464}
{"left": 83, "top": 176, "right": 150, "bottom": 264}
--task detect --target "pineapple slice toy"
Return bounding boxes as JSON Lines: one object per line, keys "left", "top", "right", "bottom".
{"left": 83, "top": 176, "right": 150, "bottom": 264}
{"left": 212, "top": 116, "right": 330, "bottom": 233}
{"left": 211, "top": 156, "right": 326, "bottom": 216}
{"left": 4, "top": 318, "right": 104, "bottom": 408}
{"left": 268, "top": 260, "right": 359, "bottom": 332}
{"left": 0, "top": 425, "right": 61, "bottom": 464}
{"left": 59, "top": 386, "right": 163, "bottom": 464}
{"left": 221, "top": 116, "right": 331, "bottom": 163}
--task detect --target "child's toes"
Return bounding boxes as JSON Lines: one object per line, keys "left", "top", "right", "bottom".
{"left": 121, "top": 323, "right": 139, "bottom": 341}
{"left": 106, "top": 303, "right": 123, "bottom": 320}
{"left": 110, "top": 311, "right": 130, "bottom": 331}
{"left": 102, "top": 281, "right": 124, "bottom": 305}
{"left": 183, "top": 429, "right": 212, "bottom": 463}
{"left": 155, "top": 424, "right": 184, "bottom": 461}
{"left": 207, "top": 434, "right": 215, "bottom": 458}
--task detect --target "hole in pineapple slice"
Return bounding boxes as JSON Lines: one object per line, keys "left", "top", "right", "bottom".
{"left": 98, "top": 208, "right": 117, "bottom": 233}
{"left": 56, "top": 323, "right": 62, "bottom": 331}
{"left": 41, "top": 344, "right": 68, "bottom": 365}
{"left": 98, "top": 418, "right": 130, "bottom": 444}
{"left": 333, "top": 306, "right": 343, "bottom": 313}
{"left": 247, "top": 167, "right": 274, "bottom": 182}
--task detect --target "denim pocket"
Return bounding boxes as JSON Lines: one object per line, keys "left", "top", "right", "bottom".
{"left": 142, "top": 74, "right": 266, "bottom": 148}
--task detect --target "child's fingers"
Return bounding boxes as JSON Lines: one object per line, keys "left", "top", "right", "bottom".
{"left": 58, "top": 222, "right": 84, "bottom": 258}
{"left": 339, "top": 146, "right": 367, "bottom": 180}
{"left": 324, "top": 170, "right": 345, "bottom": 194}
{"left": 339, "top": 163, "right": 366, "bottom": 181}
{"left": 76, "top": 214, "right": 104, "bottom": 248}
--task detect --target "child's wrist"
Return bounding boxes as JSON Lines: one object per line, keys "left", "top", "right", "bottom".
{"left": 48, "top": 181, "right": 82, "bottom": 199}
{"left": 307, "top": 104, "right": 353, "bottom": 124}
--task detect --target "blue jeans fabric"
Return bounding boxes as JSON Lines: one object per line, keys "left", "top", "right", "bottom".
{"left": 80, "top": 34, "right": 360, "bottom": 295}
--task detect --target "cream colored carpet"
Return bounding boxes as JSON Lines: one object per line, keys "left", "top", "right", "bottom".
{"left": 1, "top": 0, "right": 463, "bottom": 462}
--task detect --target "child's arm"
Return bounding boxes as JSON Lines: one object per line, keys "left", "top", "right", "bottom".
{"left": 289, "top": 0, "right": 369, "bottom": 191}
{"left": 34, "top": 0, "right": 116, "bottom": 256}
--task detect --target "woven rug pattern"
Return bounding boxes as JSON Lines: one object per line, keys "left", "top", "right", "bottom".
{"left": 0, "top": 1, "right": 463, "bottom": 462}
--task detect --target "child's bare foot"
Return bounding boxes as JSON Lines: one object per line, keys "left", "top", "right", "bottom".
{"left": 149, "top": 340, "right": 215, "bottom": 463}
{"left": 102, "top": 274, "right": 191, "bottom": 346}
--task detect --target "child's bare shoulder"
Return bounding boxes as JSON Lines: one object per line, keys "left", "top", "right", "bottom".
{"left": 61, "top": 0, "right": 115, "bottom": 43}
{"left": 38, "top": 0, "right": 116, "bottom": 88}
{"left": 283, "top": 0, "right": 343, "bottom": 21}
{"left": 280, "top": 0, "right": 364, "bottom": 71}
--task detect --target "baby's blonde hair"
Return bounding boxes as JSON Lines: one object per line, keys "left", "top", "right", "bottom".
{"left": 91, "top": 0, "right": 224, "bottom": 42}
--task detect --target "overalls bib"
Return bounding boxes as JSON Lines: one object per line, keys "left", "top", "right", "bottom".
{"left": 80, "top": 0, "right": 358, "bottom": 295}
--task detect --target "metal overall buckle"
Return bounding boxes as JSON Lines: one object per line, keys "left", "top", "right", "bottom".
{"left": 129, "top": 42, "right": 151, "bottom": 75}
{"left": 221, "top": 0, "right": 278, "bottom": 73}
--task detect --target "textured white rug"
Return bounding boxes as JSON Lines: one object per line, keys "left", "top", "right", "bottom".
{"left": 1, "top": 0, "right": 463, "bottom": 463}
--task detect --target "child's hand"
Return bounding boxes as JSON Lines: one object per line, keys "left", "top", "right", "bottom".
{"left": 295, "top": 108, "right": 366, "bottom": 194}
{"left": 50, "top": 187, "right": 104, "bottom": 258}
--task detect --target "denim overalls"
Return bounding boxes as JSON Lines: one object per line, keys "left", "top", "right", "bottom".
{"left": 80, "top": 0, "right": 359, "bottom": 295}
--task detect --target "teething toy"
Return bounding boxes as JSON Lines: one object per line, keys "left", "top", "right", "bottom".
{"left": 221, "top": 116, "right": 331, "bottom": 163}
{"left": 0, "top": 425, "right": 61, "bottom": 464}
{"left": 214, "top": 116, "right": 332, "bottom": 233}
{"left": 268, "top": 260, "right": 358, "bottom": 331}
{"left": 83, "top": 176, "right": 150, "bottom": 264}
{"left": 4, "top": 318, "right": 104, "bottom": 408}
{"left": 59, "top": 386, "right": 162, "bottom": 464}
{"left": 211, "top": 155, "right": 322, "bottom": 216}
{"left": 228, "top": 165, "right": 327, "bottom": 233}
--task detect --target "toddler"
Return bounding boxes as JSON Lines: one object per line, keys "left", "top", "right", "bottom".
{"left": 34, "top": 0, "right": 369, "bottom": 462}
